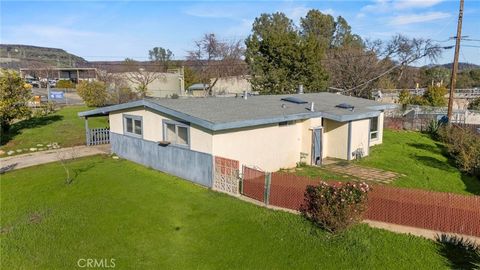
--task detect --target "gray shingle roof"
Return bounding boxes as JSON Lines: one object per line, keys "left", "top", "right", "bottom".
{"left": 79, "top": 93, "right": 396, "bottom": 131}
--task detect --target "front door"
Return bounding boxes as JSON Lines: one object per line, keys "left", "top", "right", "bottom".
{"left": 312, "top": 128, "right": 322, "bottom": 166}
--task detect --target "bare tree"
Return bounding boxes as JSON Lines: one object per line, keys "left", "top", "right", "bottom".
{"left": 56, "top": 147, "right": 78, "bottom": 184}
{"left": 187, "top": 33, "right": 246, "bottom": 95}
{"left": 326, "top": 47, "right": 392, "bottom": 98}
{"left": 96, "top": 68, "right": 138, "bottom": 104}
{"left": 327, "top": 34, "right": 442, "bottom": 97}
{"left": 123, "top": 59, "right": 164, "bottom": 98}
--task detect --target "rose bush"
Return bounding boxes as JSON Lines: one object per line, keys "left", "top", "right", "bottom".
{"left": 300, "top": 181, "right": 370, "bottom": 233}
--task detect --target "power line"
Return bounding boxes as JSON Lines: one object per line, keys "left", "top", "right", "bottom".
{"left": 462, "top": 38, "right": 480, "bottom": 42}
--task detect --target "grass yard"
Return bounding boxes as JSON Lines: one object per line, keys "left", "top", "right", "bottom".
{"left": 358, "top": 130, "right": 480, "bottom": 195}
{"left": 290, "top": 165, "right": 359, "bottom": 182}
{"left": 1, "top": 156, "right": 456, "bottom": 269}
{"left": 0, "top": 106, "right": 107, "bottom": 156}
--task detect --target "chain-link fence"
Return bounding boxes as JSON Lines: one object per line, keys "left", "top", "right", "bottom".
{"left": 241, "top": 165, "right": 480, "bottom": 237}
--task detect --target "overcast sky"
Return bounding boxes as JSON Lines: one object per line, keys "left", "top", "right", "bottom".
{"left": 1, "top": 0, "right": 479, "bottom": 65}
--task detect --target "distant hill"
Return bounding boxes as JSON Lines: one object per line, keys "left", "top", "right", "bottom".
{"left": 0, "top": 44, "right": 88, "bottom": 69}
{"left": 423, "top": 62, "right": 480, "bottom": 71}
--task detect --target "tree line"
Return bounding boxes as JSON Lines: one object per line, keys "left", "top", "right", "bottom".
{"left": 93, "top": 9, "right": 447, "bottom": 99}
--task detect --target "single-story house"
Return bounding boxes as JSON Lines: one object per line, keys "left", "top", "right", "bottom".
{"left": 79, "top": 93, "right": 395, "bottom": 187}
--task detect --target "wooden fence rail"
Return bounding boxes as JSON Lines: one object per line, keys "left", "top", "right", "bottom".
{"left": 87, "top": 128, "right": 110, "bottom": 146}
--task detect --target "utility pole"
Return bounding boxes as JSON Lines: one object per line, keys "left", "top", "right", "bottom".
{"left": 447, "top": 0, "right": 464, "bottom": 123}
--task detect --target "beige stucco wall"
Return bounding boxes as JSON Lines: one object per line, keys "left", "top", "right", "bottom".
{"left": 211, "top": 122, "right": 305, "bottom": 171}
{"left": 370, "top": 112, "right": 384, "bottom": 146}
{"left": 211, "top": 76, "right": 251, "bottom": 95}
{"left": 116, "top": 71, "right": 185, "bottom": 98}
{"left": 350, "top": 119, "right": 370, "bottom": 158}
{"left": 109, "top": 108, "right": 212, "bottom": 153}
{"left": 323, "top": 119, "right": 349, "bottom": 160}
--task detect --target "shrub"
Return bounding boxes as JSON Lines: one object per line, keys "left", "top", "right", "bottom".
{"left": 399, "top": 86, "right": 448, "bottom": 107}
{"left": 468, "top": 97, "right": 480, "bottom": 111}
{"left": 32, "top": 101, "right": 57, "bottom": 117}
{"left": 438, "top": 125, "right": 480, "bottom": 177}
{"left": 423, "top": 85, "right": 447, "bottom": 107}
{"left": 108, "top": 86, "right": 138, "bottom": 104}
{"left": 76, "top": 81, "right": 107, "bottom": 107}
{"left": 436, "top": 234, "right": 480, "bottom": 269}
{"left": 300, "top": 181, "right": 370, "bottom": 233}
{"left": 398, "top": 89, "right": 411, "bottom": 109}
{"left": 0, "top": 69, "right": 31, "bottom": 132}
{"left": 56, "top": 80, "right": 75, "bottom": 89}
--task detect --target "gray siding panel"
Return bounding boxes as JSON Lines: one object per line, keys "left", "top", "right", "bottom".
{"left": 111, "top": 133, "right": 213, "bottom": 187}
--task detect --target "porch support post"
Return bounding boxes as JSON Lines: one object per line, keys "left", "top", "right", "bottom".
{"left": 85, "top": 117, "right": 90, "bottom": 146}
{"left": 367, "top": 119, "right": 371, "bottom": 155}
{"left": 347, "top": 121, "right": 352, "bottom": 161}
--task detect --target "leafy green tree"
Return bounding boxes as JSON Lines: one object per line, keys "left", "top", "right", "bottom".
{"left": 468, "top": 97, "right": 480, "bottom": 111}
{"left": 76, "top": 81, "right": 107, "bottom": 107}
{"left": 423, "top": 67, "right": 450, "bottom": 86}
{"left": 423, "top": 85, "right": 447, "bottom": 107}
{"left": 0, "top": 69, "right": 31, "bottom": 132}
{"left": 183, "top": 66, "right": 199, "bottom": 89}
{"left": 469, "top": 69, "right": 480, "bottom": 85}
{"left": 245, "top": 12, "right": 328, "bottom": 94}
{"left": 409, "top": 95, "right": 429, "bottom": 106}
{"left": 56, "top": 79, "right": 75, "bottom": 89}
{"left": 398, "top": 89, "right": 411, "bottom": 107}
{"left": 148, "top": 47, "right": 174, "bottom": 71}
{"left": 331, "top": 16, "right": 363, "bottom": 48}
{"left": 456, "top": 71, "right": 474, "bottom": 88}
{"left": 300, "top": 10, "right": 335, "bottom": 50}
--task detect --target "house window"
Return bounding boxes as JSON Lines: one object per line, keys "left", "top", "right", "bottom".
{"left": 370, "top": 117, "right": 379, "bottom": 140}
{"left": 124, "top": 115, "right": 142, "bottom": 137}
{"left": 163, "top": 120, "right": 190, "bottom": 147}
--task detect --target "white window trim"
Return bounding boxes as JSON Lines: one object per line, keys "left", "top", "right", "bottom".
{"left": 123, "top": 114, "right": 143, "bottom": 138}
{"left": 370, "top": 117, "right": 379, "bottom": 141}
{"left": 162, "top": 119, "right": 190, "bottom": 148}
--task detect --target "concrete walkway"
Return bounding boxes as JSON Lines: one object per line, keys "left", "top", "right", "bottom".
{"left": 0, "top": 145, "right": 110, "bottom": 173}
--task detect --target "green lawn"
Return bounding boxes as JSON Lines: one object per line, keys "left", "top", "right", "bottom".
{"left": 1, "top": 156, "right": 454, "bottom": 269}
{"left": 357, "top": 130, "right": 480, "bottom": 195}
{"left": 289, "top": 165, "right": 359, "bottom": 182}
{"left": 0, "top": 106, "right": 107, "bottom": 156}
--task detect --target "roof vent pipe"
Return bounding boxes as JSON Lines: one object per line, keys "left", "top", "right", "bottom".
{"left": 297, "top": 85, "right": 304, "bottom": 94}
{"left": 243, "top": 91, "right": 248, "bottom": 100}
{"left": 310, "top": 102, "right": 315, "bottom": 112}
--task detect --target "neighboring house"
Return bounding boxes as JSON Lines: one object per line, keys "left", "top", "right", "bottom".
{"left": 211, "top": 76, "right": 251, "bottom": 95}
{"left": 20, "top": 67, "right": 98, "bottom": 83}
{"left": 79, "top": 93, "right": 395, "bottom": 186}
{"left": 120, "top": 68, "right": 185, "bottom": 98}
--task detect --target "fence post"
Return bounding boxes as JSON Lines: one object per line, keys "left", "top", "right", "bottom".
{"left": 240, "top": 165, "right": 244, "bottom": 195}
{"left": 85, "top": 117, "right": 90, "bottom": 146}
{"left": 211, "top": 156, "right": 216, "bottom": 189}
{"left": 264, "top": 172, "right": 271, "bottom": 205}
